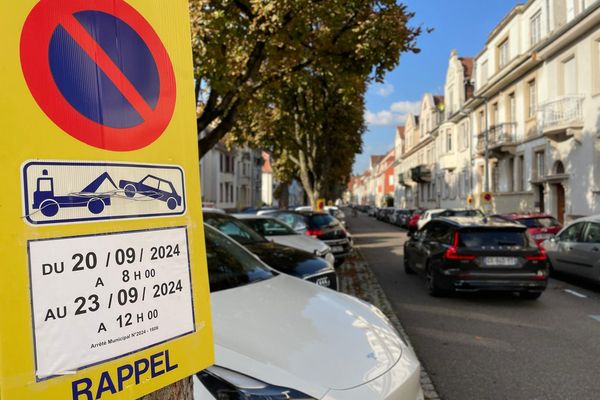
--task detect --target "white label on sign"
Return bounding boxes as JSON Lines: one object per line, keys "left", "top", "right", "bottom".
{"left": 28, "top": 227, "right": 195, "bottom": 380}
{"left": 22, "top": 160, "right": 186, "bottom": 226}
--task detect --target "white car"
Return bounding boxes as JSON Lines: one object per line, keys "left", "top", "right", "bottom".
{"left": 416, "top": 208, "right": 446, "bottom": 230}
{"left": 234, "top": 214, "right": 336, "bottom": 265}
{"left": 194, "top": 225, "right": 424, "bottom": 400}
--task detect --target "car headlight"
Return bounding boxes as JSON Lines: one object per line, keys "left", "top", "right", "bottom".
{"left": 197, "top": 366, "right": 316, "bottom": 399}
{"left": 315, "top": 248, "right": 330, "bottom": 257}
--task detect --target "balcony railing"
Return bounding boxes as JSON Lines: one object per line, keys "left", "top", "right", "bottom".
{"left": 476, "top": 123, "right": 517, "bottom": 155}
{"left": 539, "top": 95, "right": 584, "bottom": 142}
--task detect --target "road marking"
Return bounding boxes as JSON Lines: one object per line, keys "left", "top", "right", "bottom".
{"left": 590, "top": 315, "right": 600, "bottom": 323}
{"left": 564, "top": 289, "right": 587, "bottom": 298}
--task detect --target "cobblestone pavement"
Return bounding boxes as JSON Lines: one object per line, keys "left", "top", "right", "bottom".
{"left": 338, "top": 250, "right": 440, "bottom": 400}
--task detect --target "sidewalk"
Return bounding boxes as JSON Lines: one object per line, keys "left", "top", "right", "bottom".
{"left": 338, "top": 249, "right": 440, "bottom": 400}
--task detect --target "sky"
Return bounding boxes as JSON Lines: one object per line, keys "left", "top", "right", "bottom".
{"left": 354, "top": 0, "right": 521, "bottom": 174}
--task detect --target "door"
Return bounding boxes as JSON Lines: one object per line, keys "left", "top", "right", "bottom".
{"left": 407, "top": 228, "right": 429, "bottom": 274}
{"left": 570, "top": 222, "right": 600, "bottom": 280}
{"left": 552, "top": 222, "right": 586, "bottom": 274}
{"left": 555, "top": 184, "right": 565, "bottom": 225}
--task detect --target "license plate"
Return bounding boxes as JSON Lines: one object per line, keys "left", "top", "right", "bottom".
{"left": 331, "top": 246, "right": 344, "bottom": 253}
{"left": 484, "top": 257, "right": 518, "bottom": 266}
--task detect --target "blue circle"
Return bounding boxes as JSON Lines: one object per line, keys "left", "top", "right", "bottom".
{"left": 48, "top": 11, "right": 160, "bottom": 129}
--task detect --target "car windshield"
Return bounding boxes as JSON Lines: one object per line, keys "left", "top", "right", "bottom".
{"left": 458, "top": 229, "right": 528, "bottom": 248}
{"left": 203, "top": 214, "right": 267, "bottom": 245}
{"left": 518, "top": 217, "right": 560, "bottom": 228}
{"left": 204, "top": 226, "right": 275, "bottom": 292}
{"left": 308, "top": 214, "right": 337, "bottom": 229}
{"left": 243, "top": 218, "right": 297, "bottom": 236}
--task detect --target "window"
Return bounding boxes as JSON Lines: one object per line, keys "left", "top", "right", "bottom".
{"left": 527, "top": 79, "right": 537, "bottom": 118}
{"left": 481, "top": 60, "right": 489, "bottom": 84}
{"left": 518, "top": 155, "right": 526, "bottom": 191}
{"left": 594, "top": 39, "right": 600, "bottom": 93}
{"left": 562, "top": 57, "right": 577, "bottom": 95}
{"left": 492, "top": 103, "right": 499, "bottom": 126}
{"left": 530, "top": 11, "right": 542, "bottom": 46}
{"left": 566, "top": 0, "right": 575, "bottom": 22}
{"left": 458, "top": 229, "right": 527, "bottom": 248}
{"left": 498, "top": 39, "right": 510, "bottom": 69}
{"left": 479, "top": 111, "right": 485, "bottom": 134}
{"left": 508, "top": 93, "right": 516, "bottom": 123}
{"left": 535, "top": 151, "right": 545, "bottom": 179}
{"left": 447, "top": 130, "right": 453, "bottom": 152}
{"left": 492, "top": 163, "right": 499, "bottom": 193}
{"left": 584, "top": 223, "right": 600, "bottom": 243}
{"left": 559, "top": 222, "right": 584, "bottom": 242}
{"left": 508, "top": 158, "right": 515, "bottom": 192}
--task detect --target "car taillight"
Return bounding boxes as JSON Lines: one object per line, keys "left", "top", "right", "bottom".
{"left": 444, "top": 232, "right": 476, "bottom": 261}
{"left": 526, "top": 248, "right": 547, "bottom": 261}
{"left": 305, "top": 229, "right": 323, "bottom": 237}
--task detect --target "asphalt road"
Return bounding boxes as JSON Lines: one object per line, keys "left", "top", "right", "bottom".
{"left": 347, "top": 212, "right": 600, "bottom": 400}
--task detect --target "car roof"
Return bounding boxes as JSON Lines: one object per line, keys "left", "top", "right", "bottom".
{"left": 202, "top": 207, "right": 226, "bottom": 214}
{"left": 571, "top": 214, "right": 600, "bottom": 223}
{"left": 435, "top": 216, "right": 526, "bottom": 229}
{"left": 233, "top": 214, "right": 271, "bottom": 220}
{"left": 495, "top": 212, "right": 555, "bottom": 220}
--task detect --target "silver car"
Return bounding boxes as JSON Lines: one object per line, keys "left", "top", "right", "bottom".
{"left": 542, "top": 215, "right": 600, "bottom": 281}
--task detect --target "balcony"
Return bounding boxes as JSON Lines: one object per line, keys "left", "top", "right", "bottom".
{"left": 476, "top": 123, "right": 517, "bottom": 156}
{"left": 410, "top": 165, "right": 432, "bottom": 183}
{"left": 539, "top": 96, "right": 584, "bottom": 143}
{"left": 438, "top": 153, "right": 457, "bottom": 171}
{"left": 398, "top": 171, "right": 413, "bottom": 186}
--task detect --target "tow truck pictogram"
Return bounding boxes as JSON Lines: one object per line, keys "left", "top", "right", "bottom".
{"left": 33, "top": 170, "right": 118, "bottom": 217}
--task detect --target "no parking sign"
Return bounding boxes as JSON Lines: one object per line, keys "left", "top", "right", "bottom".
{"left": 0, "top": 1, "right": 214, "bottom": 399}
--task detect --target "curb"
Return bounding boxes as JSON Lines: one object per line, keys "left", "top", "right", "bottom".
{"left": 338, "top": 249, "right": 441, "bottom": 400}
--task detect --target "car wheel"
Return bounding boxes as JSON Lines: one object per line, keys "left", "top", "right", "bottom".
{"left": 124, "top": 184, "right": 137, "bottom": 198}
{"left": 521, "top": 291, "right": 542, "bottom": 300}
{"left": 426, "top": 264, "right": 447, "bottom": 297}
{"left": 40, "top": 199, "right": 59, "bottom": 217}
{"left": 166, "top": 197, "right": 178, "bottom": 210}
{"left": 404, "top": 254, "right": 415, "bottom": 274}
{"left": 87, "top": 198, "right": 105, "bottom": 214}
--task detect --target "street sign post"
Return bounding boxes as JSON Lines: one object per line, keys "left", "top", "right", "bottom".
{"left": 0, "top": 1, "right": 214, "bottom": 399}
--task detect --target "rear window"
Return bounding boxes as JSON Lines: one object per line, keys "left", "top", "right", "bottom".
{"left": 458, "top": 229, "right": 528, "bottom": 248}
{"left": 440, "top": 209, "right": 484, "bottom": 218}
{"left": 518, "top": 217, "right": 560, "bottom": 228}
{"left": 308, "top": 214, "right": 337, "bottom": 229}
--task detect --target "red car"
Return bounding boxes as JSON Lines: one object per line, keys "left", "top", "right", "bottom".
{"left": 407, "top": 211, "right": 423, "bottom": 231}
{"left": 492, "top": 213, "right": 562, "bottom": 245}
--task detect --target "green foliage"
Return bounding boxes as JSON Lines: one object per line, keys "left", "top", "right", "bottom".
{"left": 190, "top": 0, "right": 421, "bottom": 205}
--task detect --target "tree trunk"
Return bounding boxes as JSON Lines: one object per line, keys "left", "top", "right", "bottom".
{"left": 139, "top": 377, "right": 193, "bottom": 400}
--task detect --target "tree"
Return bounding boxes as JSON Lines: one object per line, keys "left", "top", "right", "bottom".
{"left": 230, "top": 71, "right": 365, "bottom": 207}
{"left": 190, "top": 0, "right": 420, "bottom": 158}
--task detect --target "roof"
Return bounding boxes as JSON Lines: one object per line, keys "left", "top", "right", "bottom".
{"left": 396, "top": 126, "right": 405, "bottom": 139}
{"left": 460, "top": 57, "right": 474, "bottom": 80}
{"left": 261, "top": 151, "right": 272, "bottom": 173}
{"left": 370, "top": 155, "right": 385, "bottom": 166}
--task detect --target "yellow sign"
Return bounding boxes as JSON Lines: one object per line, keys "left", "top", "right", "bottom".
{"left": 316, "top": 199, "right": 326, "bottom": 211}
{"left": 0, "top": 1, "right": 214, "bottom": 399}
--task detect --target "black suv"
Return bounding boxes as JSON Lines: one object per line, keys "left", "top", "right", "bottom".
{"left": 403, "top": 216, "right": 548, "bottom": 299}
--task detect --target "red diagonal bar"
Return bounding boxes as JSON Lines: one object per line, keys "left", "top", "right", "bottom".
{"left": 59, "top": 14, "right": 154, "bottom": 121}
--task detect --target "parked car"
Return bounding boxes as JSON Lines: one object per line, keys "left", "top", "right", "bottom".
{"left": 194, "top": 225, "right": 424, "bottom": 400}
{"left": 203, "top": 211, "right": 338, "bottom": 290}
{"left": 234, "top": 214, "right": 335, "bottom": 265}
{"left": 325, "top": 206, "right": 347, "bottom": 228}
{"left": 417, "top": 208, "right": 446, "bottom": 230}
{"left": 407, "top": 210, "right": 423, "bottom": 232}
{"left": 494, "top": 213, "right": 562, "bottom": 245}
{"left": 438, "top": 209, "right": 485, "bottom": 218}
{"left": 404, "top": 216, "right": 549, "bottom": 298}
{"left": 259, "top": 210, "right": 353, "bottom": 266}
{"left": 391, "top": 209, "right": 412, "bottom": 227}
{"left": 367, "top": 206, "right": 378, "bottom": 217}
{"left": 377, "top": 207, "right": 395, "bottom": 222}
{"left": 542, "top": 215, "right": 600, "bottom": 281}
